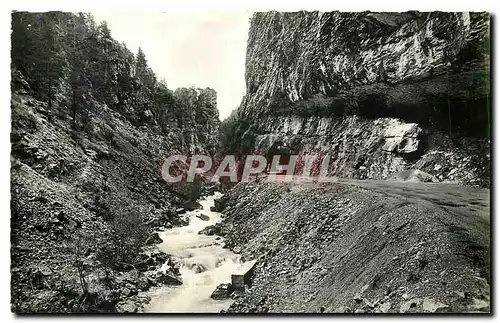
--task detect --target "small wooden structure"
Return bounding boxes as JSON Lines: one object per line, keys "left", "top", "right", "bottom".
{"left": 231, "top": 260, "right": 257, "bottom": 292}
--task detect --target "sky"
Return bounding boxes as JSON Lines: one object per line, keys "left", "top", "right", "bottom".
{"left": 92, "top": 12, "right": 251, "bottom": 120}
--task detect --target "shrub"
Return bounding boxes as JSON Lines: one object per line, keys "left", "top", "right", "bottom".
{"left": 108, "top": 204, "right": 148, "bottom": 267}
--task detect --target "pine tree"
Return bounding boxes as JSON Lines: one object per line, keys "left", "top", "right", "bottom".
{"left": 11, "top": 11, "right": 212, "bottom": 138}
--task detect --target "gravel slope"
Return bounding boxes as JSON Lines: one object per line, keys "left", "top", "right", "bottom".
{"left": 218, "top": 180, "right": 490, "bottom": 313}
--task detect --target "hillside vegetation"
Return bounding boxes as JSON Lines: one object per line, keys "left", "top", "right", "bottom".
{"left": 10, "top": 12, "right": 220, "bottom": 312}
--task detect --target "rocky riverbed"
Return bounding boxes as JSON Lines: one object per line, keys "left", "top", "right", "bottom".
{"left": 143, "top": 193, "right": 246, "bottom": 313}
{"left": 10, "top": 90, "right": 219, "bottom": 313}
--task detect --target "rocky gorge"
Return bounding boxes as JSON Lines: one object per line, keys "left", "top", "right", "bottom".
{"left": 10, "top": 12, "right": 220, "bottom": 313}
{"left": 10, "top": 10, "right": 491, "bottom": 314}
{"left": 215, "top": 11, "right": 490, "bottom": 313}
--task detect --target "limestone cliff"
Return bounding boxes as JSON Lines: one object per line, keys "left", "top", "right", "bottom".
{"left": 234, "top": 12, "right": 490, "bottom": 186}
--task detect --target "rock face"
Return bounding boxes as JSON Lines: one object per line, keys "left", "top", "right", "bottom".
{"left": 231, "top": 12, "right": 490, "bottom": 186}
{"left": 253, "top": 115, "right": 425, "bottom": 180}
{"left": 198, "top": 223, "right": 222, "bottom": 236}
{"left": 243, "top": 12, "right": 489, "bottom": 123}
{"left": 145, "top": 232, "right": 163, "bottom": 245}
{"left": 220, "top": 182, "right": 490, "bottom": 313}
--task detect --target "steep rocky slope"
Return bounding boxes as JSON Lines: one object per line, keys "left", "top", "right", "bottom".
{"left": 230, "top": 12, "right": 490, "bottom": 186}
{"left": 217, "top": 181, "right": 490, "bottom": 313}
{"left": 10, "top": 12, "right": 220, "bottom": 313}
{"left": 215, "top": 12, "right": 491, "bottom": 314}
{"left": 10, "top": 90, "right": 218, "bottom": 313}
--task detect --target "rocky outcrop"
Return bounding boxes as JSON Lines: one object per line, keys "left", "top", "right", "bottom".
{"left": 216, "top": 12, "right": 491, "bottom": 314}
{"left": 219, "top": 182, "right": 490, "bottom": 313}
{"left": 243, "top": 12, "right": 489, "bottom": 124}
{"left": 198, "top": 223, "right": 222, "bottom": 236}
{"left": 254, "top": 115, "right": 423, "bottom": 179}
{"left": 231, "top": 12, "right": 490, "bottom": 186}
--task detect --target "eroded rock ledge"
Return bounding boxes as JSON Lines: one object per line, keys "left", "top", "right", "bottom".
{"left": 227, "top": 11, "right": 490, "bottom": 187}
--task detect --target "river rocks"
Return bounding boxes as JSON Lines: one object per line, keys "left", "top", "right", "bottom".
{"left": 196, "top": 213, "right": 210, "bottom": 221}
{"left": 467, "top": 297, "right": 490, "bottom": 312}
{"left": 145, "top": 271, "right": 183, "bottom": 286}
{"left": 183, "top": 200, "right": 202, "bottom": 211}
{"left": 214, "top": 197, "right": 227, "bottom": 212}
{"left": 10, "top": 12, "right": 221, "bottom": 313}
{"left": 145, "top": 232, "right": 163, "bottom": 245}
{"left": 120, "top": 286, "right": 137, "bottom": 297}
{"left": 230, "top": 11, "right": 490, "bottom": 187}
{"left": 210, "top": 206, "right": 217, "bottom": 212}
{"left": 191, "top": 263, "right": 207, "bottom": 273}
{"left": 211, "top": 283, "right": 235, "bottom": 300}
{"left": 176, "top": 208, "right": 187, "bottom": 215}
{"left": 135, "top": 247, "right": 169, "bottom": 271}
{"left": 422, "top": 297, "right": 449, "bottom": 313}
{"left": 242, "top": 12, "right": 489, "bottom": 125}
{"left": 115, "top": 294, "right": 151, "bottom": 313}
{"left": 249, "top": 113, "right": 488, "bottom": 185}
{"left": 200, "top": 184, "right": 217, "bottom": 197}
{"left": 198, "top": 223, "right": 222, "bottom": 236}
{"left": 387, "top": 169, "right": 437, "bottom": 183}
{"left": 379, "top": 302, "right": 391, "bottom": 313}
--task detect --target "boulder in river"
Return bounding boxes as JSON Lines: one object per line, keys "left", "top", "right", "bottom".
{"left": 115, "top": 294, "right": 151, "bottom": 313}
{"left": 183, "top": 200, "right": 202, "bottom": 211}
{"left": 146, "top": 271, "right": 183, "bottom": 286}
{"left": 210, "top": 206, "right": 216, "bottom": 212}
{"left": 211, "top": 283, "right": 234, "bottom": 299}
{"left": 116, "top": 301, "right": 139, "bottom": 313}
{"left": 198, "top": 223, "right": 222, "bottom": 236}
{"left": 175, "top": 208, "right": 186, "bottom": 214}
{"left": 145, "top": 232, "right": 163, "bottom": 245}
{"left": 196, "top": 213, "right": 210, "bottom": 221}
